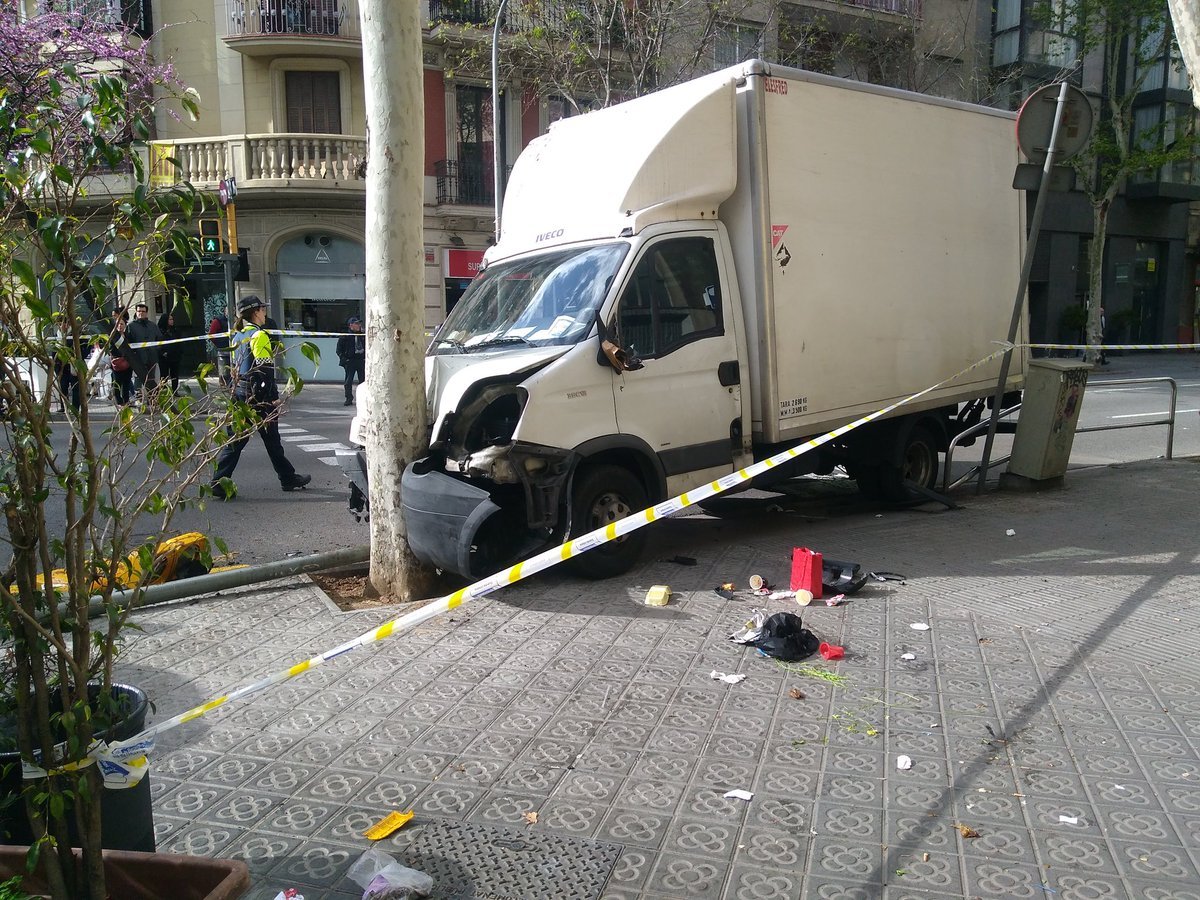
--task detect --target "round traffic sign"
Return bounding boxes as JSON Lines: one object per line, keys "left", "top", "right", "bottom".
{"left": 1016, "top": 83, "right": 1094, "bottom": 163}
{"left": 218, "top": 179, "right": 230, "bottom": 207}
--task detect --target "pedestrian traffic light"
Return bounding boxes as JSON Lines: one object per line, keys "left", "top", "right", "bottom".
{"left": 198, "top": 219, "right": 224, "bottom": 255}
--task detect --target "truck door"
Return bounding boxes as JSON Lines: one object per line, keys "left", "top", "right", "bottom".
{"left": 610, "top": 234, "right": 742, "bottom": 491}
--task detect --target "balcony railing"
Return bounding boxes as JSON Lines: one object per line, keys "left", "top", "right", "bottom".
{"left": 40, "top": 0, "right": 151, "bottom": 36}
{"left": 434, "top": 158, "right": 494, "bottom": 206}
{"left": 842, "top": 0, "right": 922, "bottom": 15}
{"left": 148, "top": 134, "right": 366, "bottom": 188}
{"left": 226, "top": 0, "right": 359, "bottom": 39}
{"left": 428, "top": 0, "right": 614, "bottom": 34}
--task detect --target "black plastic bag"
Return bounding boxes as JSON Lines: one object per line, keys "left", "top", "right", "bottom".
{"left": 753, "top": 612, "right": 820, "bottom": 661}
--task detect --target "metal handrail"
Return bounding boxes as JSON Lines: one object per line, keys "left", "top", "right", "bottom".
{"left": 1076, "top": 376, "right": 1177, "bottom": 460}
{"left": 942, "top": 375, "right": 1179, "bottom": 491}
{"left": 942, "top": 403, "right": 1022, "bottom": 492}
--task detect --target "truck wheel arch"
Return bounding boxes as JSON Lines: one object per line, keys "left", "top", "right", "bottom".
{"left": 570, "top": 436, "right": 666, "bottom": 506}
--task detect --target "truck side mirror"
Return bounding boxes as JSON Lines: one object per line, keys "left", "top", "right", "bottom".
{"left": 595, "top": 312, "right": 643, "bottom": 372}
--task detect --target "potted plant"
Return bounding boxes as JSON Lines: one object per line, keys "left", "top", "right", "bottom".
{"left": 0, "top": 11, "right": 257, "bottom": 899}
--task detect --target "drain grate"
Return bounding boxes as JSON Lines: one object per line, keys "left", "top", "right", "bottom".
{"left": 396, "top": 820, "right": 622, "bottom": 900}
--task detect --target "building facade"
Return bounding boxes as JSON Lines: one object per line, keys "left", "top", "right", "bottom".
{"left": 22, "top": 0, "right": 1200, "bottom": 378}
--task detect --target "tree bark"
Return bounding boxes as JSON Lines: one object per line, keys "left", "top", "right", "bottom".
{"left": 1167, "top": 0, "right": 1200, "bottom": 110}
{"left": 1086, "top": 197, "right": 1112, "bottom": 365}
{"left": 360, "top": 0, "right": 436, "bottom": 600}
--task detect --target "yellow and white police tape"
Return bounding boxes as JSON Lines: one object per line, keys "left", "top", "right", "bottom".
{"left": 126, "top": 329, "right": 358, "bottom": 349}
{"left": 62, "top": 343, "right": 1020, "bottom": 788}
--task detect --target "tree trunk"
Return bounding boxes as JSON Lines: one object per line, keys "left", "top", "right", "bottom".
{"left": 1085, "top": 198, "right": 1110, "bottom": 365}
{"left": 360, "top": 0, "right": 436, "bottom": 601}
{"left": 1168, "top": 0, "right": 1200, "bottom": 111}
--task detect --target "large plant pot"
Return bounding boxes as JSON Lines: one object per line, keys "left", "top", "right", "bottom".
{"left": 1, "top": 683, "right": 155, "bottom": 852}
{"left": 0, "top": 845, "right": 250, "bottom": 900}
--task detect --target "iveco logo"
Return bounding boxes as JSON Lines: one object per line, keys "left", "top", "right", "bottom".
{"left": 536, "top": 228, "right": 565, "bottom": 242}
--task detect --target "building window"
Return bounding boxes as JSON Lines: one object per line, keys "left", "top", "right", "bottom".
{"left": 715, "top": 21, "right": 763, "bottom": 69}
{"left": 455, "top": 84, "right": 496, "bottom": 206}
{"left": 992, "top": 0, "right": 1078, "bottom": 70}
{"left": 547, "top": 95, "right": 575, "bottom": 125}
{"left": 285, "top": 71, "right": 342, "bottom": 133}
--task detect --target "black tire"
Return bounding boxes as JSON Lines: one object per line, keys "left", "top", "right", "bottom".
{"left": 848, "top": 464, "right": 885, "bottom": 500}
{"left": 567, "top": 464, "right": 648, "bottom": 580}
{"left": 878, "top": 424, "right": 940, "bottom": 502}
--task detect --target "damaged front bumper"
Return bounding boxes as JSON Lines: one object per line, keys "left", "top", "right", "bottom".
{"left": 401, "top": 442, "right": 574, "bottom": 578}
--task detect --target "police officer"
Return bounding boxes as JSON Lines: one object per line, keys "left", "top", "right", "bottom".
{"left": 210, "top": 295, "right": 311, "bottom": 499}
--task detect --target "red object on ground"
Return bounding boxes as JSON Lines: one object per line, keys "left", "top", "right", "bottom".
{"left": 790, "top": 547, "right": 823, "bottom": 598}
{"left": 819, "top": 642, "right": 845, "bottom": 661}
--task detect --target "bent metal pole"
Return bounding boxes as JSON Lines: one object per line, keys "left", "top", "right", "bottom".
{"left": 975, "top": 80, "right": 1072, "bottom": 495}
{"left": 79, "top": 544, "right": 370, "bottom": 621}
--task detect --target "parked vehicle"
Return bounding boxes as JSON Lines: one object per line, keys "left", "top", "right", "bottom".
{"left": 338, "top": 60, "right": 1028, "bottom": 579}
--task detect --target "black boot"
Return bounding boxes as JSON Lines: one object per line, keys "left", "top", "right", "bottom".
{"left": 281, "top": 473, "right": 312, "bottom": 492}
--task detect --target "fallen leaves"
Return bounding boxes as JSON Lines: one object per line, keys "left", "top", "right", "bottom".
{"left": 523, "top": 811, "right": 538, "bottom": 825}
{"left": 788, "top": 688, "right": 806, "bottom": 700}
{"left": 956, "top": 823, "right": 981, "bottom": 839}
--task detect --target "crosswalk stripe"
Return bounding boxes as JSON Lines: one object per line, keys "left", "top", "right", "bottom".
{"left": 318, "top": 457, "right": 339, "bottom": 466}
{"left": 297, "top": 442, "right": 349, "bottom": 452}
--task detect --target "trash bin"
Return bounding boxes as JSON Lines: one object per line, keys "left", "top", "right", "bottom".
{"left": 1004, "top": 359, "right": 1091, "bottom": 485}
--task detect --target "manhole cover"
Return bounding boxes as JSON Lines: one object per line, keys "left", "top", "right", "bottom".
{"left": 396, "top": 820, "right": 621, "bottom": 900}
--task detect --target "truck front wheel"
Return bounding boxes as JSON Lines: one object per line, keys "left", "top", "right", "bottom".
{"left": 567, "top": 464, "right": 648, "bottom": 579}
{"left": 879, "top": 424, "right": 940, "bottom": 502}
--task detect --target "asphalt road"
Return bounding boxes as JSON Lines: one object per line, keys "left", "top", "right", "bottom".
{"left": 27, "top": 352, "right": 1200, "bottom": 569}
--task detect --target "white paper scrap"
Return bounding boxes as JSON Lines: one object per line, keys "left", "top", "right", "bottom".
{"left": 896, "top": 755, "right": 913, "bottom": 771}
{"left": 1058, "top": 815, "right": 1079, "bottom": 825}
{"left": 723, "top": 789, "right": 754, "bottom": 801}
{"left": 900, "top": 653, "right": 916, "bottom": 661}
{"left": 910, "top": 623, "right": 931, "bottom": 631}
{"left": 710, "top": 670, "right": 747, "bottom": 685}
{"left": 1006, "top": 528, "right": 1016, "bottom": 536}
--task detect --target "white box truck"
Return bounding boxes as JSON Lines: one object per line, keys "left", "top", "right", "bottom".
{"left": 338, "top": 60, "right": 1028, "bottom": 580}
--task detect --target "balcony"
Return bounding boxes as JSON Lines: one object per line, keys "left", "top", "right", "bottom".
{"left": 841, "top": 0, "right": 921, "bottom": 14}
{"left": 434, "top": 158, "right": 496, "bottom": 207}
{"left": 39, "top": 0, "right": 152, "bottom": 36}
{"left": 224, "top": 0, "right": 361, "bottom": 58}
{"left": 137, "top": 133, "right": 362, "bottom": 196}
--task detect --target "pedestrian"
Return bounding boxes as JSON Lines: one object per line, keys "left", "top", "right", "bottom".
{"left": 110, "top": 310, "right": 135, "bottom": 406}
{"left": 210, "top": 295, "right": 311, "bottom": 499}
{"left": 208, "top": 310, "right": 231, "bottom": 385}
{"left": 157, "top": 310, "right": 181, "bottom": 394}
{"left": 336, "top": 316, "right": 365, "bottom": 406}
{"left": 126, "top": 301, "right": 162, "bottom": 404}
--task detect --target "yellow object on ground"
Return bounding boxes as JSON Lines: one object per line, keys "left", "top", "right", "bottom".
{"left": 363, "top": 809, "right": 414, "bottom": 840}
{"left": 30, "top": 532, "right": 212, "bottom": 593}
{"left": 645, "top": 585, "right": 671, "bottom": 606}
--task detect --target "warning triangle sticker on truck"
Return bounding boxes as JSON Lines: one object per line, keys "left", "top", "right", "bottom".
{"left": 771, "top": 224, "right": 788, "bottom": 248}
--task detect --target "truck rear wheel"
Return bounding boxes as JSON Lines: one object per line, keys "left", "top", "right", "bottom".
{"left": 567, "top": 464, "right": 647, "bottom": 580}
{"left": 879, "top": 424, "right": 940, "bottom": 502}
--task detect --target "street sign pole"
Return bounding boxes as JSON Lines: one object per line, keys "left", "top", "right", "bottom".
{"left": 975, "top": 81, "right": 1073, "bottom": 494}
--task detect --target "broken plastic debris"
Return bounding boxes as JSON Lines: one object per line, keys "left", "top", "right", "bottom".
{"left": 723, "top": 789, "right": 754, "bottom": 801}
{"left": 710, "top": 670, "right": 747, "bottom": 685}
{"left": 769, "top": 589, "right": 796, "bottom": 601}
{"left": 363, "top": 809, "right": 414, "bottom": 841}
{"left": 824, "top": 593, "right": 846, "bottom": 607}
{"left": 1006, "top": 528, "right": 1016, "bottom": 536}
{"left": 818, "top": 642, "right": 845, "bottom": 661}
{"left": 910, "top": 623, "right": 931, "bottom": 631}
{"left": 273, "top": 891, "right": 304, "bottom": 900}
{"left": 347, "top": 848, "right": 435, "bottom": 900}
{"left": 645, "top": 585, "right": 671, "bottom": 606}
{"left": 896, "top": 755, "right": 913, "bottom": 771}
{"left": 729, "top": 609, "right": 767, "bottom": 644}
{"left": 1058, "top": 815, "right": 1080, "bottom": 825}
{"left": 794, "top": 589, "right": 813, "bottom": 607}
{"left": 749, "top": 574, "right": 770, "bottom": 594}
{"left": 900, "top": 653, "right": 916, "bottom": 661}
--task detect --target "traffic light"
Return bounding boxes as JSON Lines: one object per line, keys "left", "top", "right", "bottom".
{"left": 198, "top": 219, "right": 225, "bottom": 255}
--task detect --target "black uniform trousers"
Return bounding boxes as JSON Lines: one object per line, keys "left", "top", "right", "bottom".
{"left": 341, "top": 358, "right": 365, "bottom": 401}
{"left": 212, "top": 411, "right": 296, "bottom": 484}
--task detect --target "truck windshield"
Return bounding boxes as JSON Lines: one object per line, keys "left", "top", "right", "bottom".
{"left": 432, "top": 243, "right": 628, "bottom": 355}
